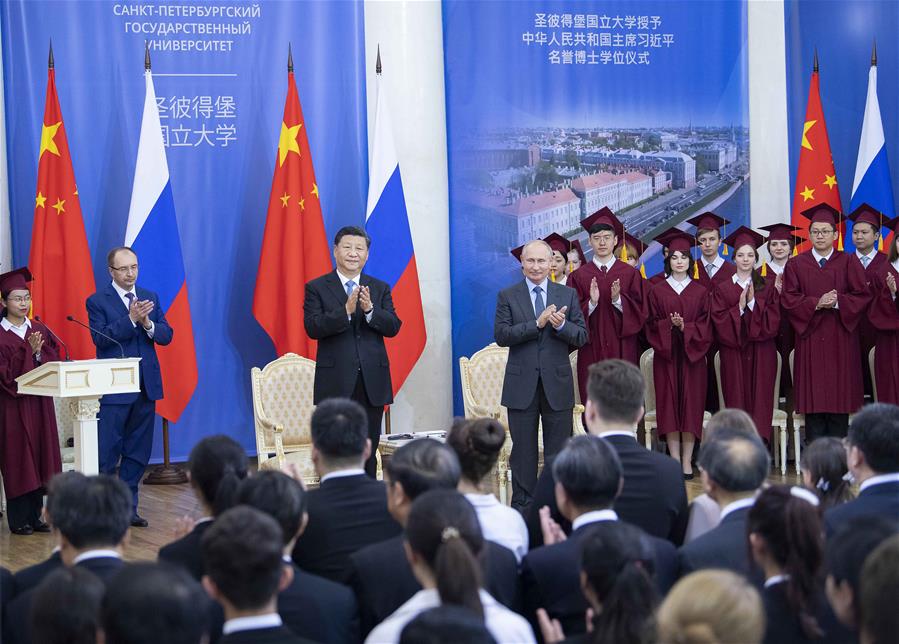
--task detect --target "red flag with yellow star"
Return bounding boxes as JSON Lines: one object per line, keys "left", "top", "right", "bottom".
{"left": 791, "top": 57, "right": 843, "bottom": 252}
{"left": 29, "top": 55, "right": 96, "bottom": 358}
{"left": 253, "top": 52, "right": 330, "bottom": 358}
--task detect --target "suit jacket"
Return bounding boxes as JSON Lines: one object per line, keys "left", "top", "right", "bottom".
{"left": 280, "top": 562, "right": 359, "bottom": 644}
{"left": 86, "top": 283, "right": 173, "bottom": 403}
{"left": 219, "top": 626, "right": 315, "bottom": 644}
{"left": 521, "top": 520, "right": 677, "bottom": 638}
{"left": 761, "top": 582, "right": 854, "bottom": 644}
{"left": 348, "top": 534, "right": 521, "bottom": 637}
{"left": 158, "top": 519, "right": 214, "bottom": 580}
{"left": 494, "top": 280, "right": 587, "bottom": 411}
{"left": 677, "top": 506, "right": 759, "bottom": 581}
{"left": 527, "top": 435, "right": 689, "bottom": 547}
{"left": 291, "top": 474, "right": 402, "bottom": 584}
{"left": 304, "top": 271, "right": 402, "bottom": 406}
{"left": 824, "top": 480, "right": 899, "bottom": 536}
{"left": 9, "top": 551, "right": 62, "bottom": 599}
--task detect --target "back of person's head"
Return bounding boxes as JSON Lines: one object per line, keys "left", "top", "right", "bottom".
{"left": 399, "top": 605, "right": 496, "bottom": 644}
{"left": 656, "top": 570, "right": 765, "bottom": 644}
{"left": 188, "top": 434, "right": 248, "bottom": 516}
{"left": 405, "top": 489, "right": 485, "bottom": 618}
{"left": 704, "top": 408, "right": 758, "bottom": 437}
{"left": 847, "top": 403, "right": 899, "bottom": 474}
{"left": 801, "top": 437, "right": 853, "bottom": 510}
{"left": 585, "top": 359, "right": 645, "bottom": 425}
{"left": 30, "top": 566, "right": 105, "bottom": 644}
{"left": 201, "top": 505, "right": 285, "bottom": 611}
{"left": 552, "top": 435, "right": 622, "bottom": 510}
{"left": 237, "top": 470, "right": 307, "bottom": 547}
{"left": 747, "top": 485, "right": 824, "bottom": 640}
{"left": 579, "top": 521, "right": 658, "bottom": 644}
{"left": 52, "top": 473, "right": 132, "bottom": 549}
{"left": 446, "top": 418, "right": 505, "bottom": 486}
{"left": 859, "top": 534, "right": 899, "bottom": 644}
{"left": 310, "top": 397, "right": 369, "bottom": 465}
{"left": 46, "top": 470, "right": 88, "bottom": 526}
{"left": 825, "top": 517, "right": 899, "bottom": 629}
{"left": 101, "top": 563, "right": 209, "bottom": 644}
{"left": 697, "top": 427, "right": 769, "bottom": 493}
{"left": 385, "top": 438, "right": 461, "bottom": 500}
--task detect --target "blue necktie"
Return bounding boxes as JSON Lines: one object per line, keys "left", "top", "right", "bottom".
{"left": 345, "top": 280, "right": 356, "bottom": 296}
{"left": 533, "top": 286, "right": 545, "bottom": 317}
{"left": 125, "top": 292, "right": 135, "bottom": 308}
{"left": 818, "top": 258, "right": 826, "bottom": 268}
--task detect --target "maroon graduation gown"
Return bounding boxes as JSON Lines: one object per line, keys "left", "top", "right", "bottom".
{"left": 696, "top": 259, "right": 736, "bottom": 413}
{"left": 781, "top": 251, "right": 871, "bottom": 414}
{"left": 646, "top": 279, "right": 712, "bottom": 438}
{"left": 711, "top": 280, "right": 781, "bottom": 441}
{"left": 764, "top": 263, "right": 794, "bottom": 399}
{"left": 857, "top": 252, "right": 889, "bottom": 399}
{"left": 0, "top": 321, "right": 62, "bottom": 499}
{"left": 696, "top": 258, "right": 736, "bottom": 290}
{"left": 569, "top": 260, "right": 647, "bottom": 403}
{"left": 867, "top": 262, "right": 899, "bottom": 405}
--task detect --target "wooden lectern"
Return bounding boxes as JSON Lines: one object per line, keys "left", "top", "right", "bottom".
{"left": 16, "top": 358, "right": 141, "bottom": 475}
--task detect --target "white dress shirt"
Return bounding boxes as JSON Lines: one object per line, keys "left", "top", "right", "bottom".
{"left": 73, "top": 549, "right": 122, "bottom": 564}
{"left": 719, "top": 496, "right": 755, "bottom": 521}
{"left": 588, "top": 256, "right": 623, "bottom": 314}
{"left": 111, "top": 281, "right": 155, "bottom": 338}
{"left": 666, "top": 275, "right": 691, "bottom": 294}
{"left": 571, "top": 509, "right": 618, "bottom": 531}
{"left": 1, "top": 315, "right": 31, "bottom": 340}
{"left": 732, "top": 273, "right": 756, "bottom": 313}
{"left": 704, "top": 254, "right": 724, "bottom": 277}
{"left": 222, "top": 614, "right": 283, "bottom": 635}
{"left": 766, "top": 260, "right": 785, "bottom": 276}
{"left": 320, "top": 468, "right": 366, "bottom": 484}
{"left": 856, "top": 249, "right": 878, "bottom": 269}
{"left": 336, "top": 270, "right": 374, "bottom": 323}
{"left": 859, "top": 472, "right": 899, "bottom": 493}
{"left": 465, "top": 492, "right": 529, "bottom": 562}
{"left": 764, "top": 574, "right": 790, "bottom": 589}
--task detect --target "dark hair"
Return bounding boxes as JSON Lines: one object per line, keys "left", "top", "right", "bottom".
{"left": 705, "top": 408, "right": 757, "bottom": 437}
{"left": 585, "top": 359, "right": 645, "bottom": 424}
{"left": 101, "top": 563, "right": 209, "bottom": 644}
{"left": 334, "top": 225, "right": 371, "bottom": 248}
{"left": 406, "top": 490, "right": 485, "bottom": 619}
{"left": 52, "top": 474, "right": 132, "bottom": 549}
{"left": 446, "top": 418, "right": 505, "bottom": 486}
{"left": 237, "top": 471, "right": 307, "bottom": 547}
{"left": 698, "top": 428, "right": 769, "bottom": 493}
{"left": 800, "top": 438, "right": 853, "bottom": 509}
{"left": 385, "top": 439, "right": 461, "bottom": 500}
{"left": 399, "top": 606, "right": 496, "bottom": 644}
{"left": 859, "top": 534, "right": 899, "bottom": 644}
{"left": 46, "top": 470, "right": 89, "bottom": 525}
{"left": 201, "top": 506, "right": 285, "bottom": 610}
{"left": 588, "top": 223, "right": 616, "bottom": 236}
{"left": 107, "top": 246, "right": 136, "bottom": 268}
{"left": 847, "top": 403, "right": 899, "bottom": 474}
{"left": 747, "top": 485, "right": 824, "bottom": 639}
{"left": 580, "top": 522, "right": 658, "bottom": 644}
{"left": 188, "top": 435, "right": 248, "bottom": 516}
{"left": 310, "top": 398, "right": 369, "bottom": 463}
{"left": 552, "top": 435, "right": 622, "bottom": 509}
{"left": 889, "top": 234, "right": 899, "bottom": 263}
{"left": 30, "top": 567, "right": 105, "bottom": 644}
{"left": 663, "top": 250, "right": 696, "bottom": 277}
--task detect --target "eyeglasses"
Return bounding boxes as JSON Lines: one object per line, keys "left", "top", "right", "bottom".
{"left": 110, "top": 264, "right": 138, "bottom": 273}
{"left": 5, "top": 295, "right": 31, "bottom": 304}
{"left": 809, "top": 228, "right": 835, "bottom": 237}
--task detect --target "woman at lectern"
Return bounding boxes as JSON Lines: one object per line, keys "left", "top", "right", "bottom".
{"left": 0, "top": 266, "right": 61, "bottom": 535}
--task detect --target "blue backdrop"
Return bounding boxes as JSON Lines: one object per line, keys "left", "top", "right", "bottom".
{"left": 1, "top": 0, "right": 369, "bottom": 460}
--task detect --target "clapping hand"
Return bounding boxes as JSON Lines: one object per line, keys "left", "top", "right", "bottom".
{"left": 548, "top": 305, "right": 568, "bottom": 329}
{"left": 358, "top": 285, "right": 373, "bottom": 313}
{"left": 537, "top": 304, "right": 557, "bottom": 329}
{"left": 345, "top": 286, "right": 360, "bottom": 315}
{"left": 610, "top": 278, "right": 621, "bottom": 302}
{"left": 774, "top": 272, "right": 784, "bottom": 293}
{"left": 539, "top": 505, "right": 567, "bottom": 545}
{"left": 129, "top": 299, "right": 154, "bottom": 328}
{"left": 28, "top": 331, "right": 44, "bottom": 355}
{"left": 817, "top": 289, "right": 838, "bottom": 309}
{"left": 589, "top": 277, "right": 600, "bottom": 306}
{"left": 670, "top": 312, "right": 685, "bottom": 330}
{"left": 886, "top": 273, "right": 897, "bottom": 295}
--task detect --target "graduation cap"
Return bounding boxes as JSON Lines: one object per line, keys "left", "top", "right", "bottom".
{"left": 0, "top": 266, "right": 33, "bottom": 298}
{"left": 543, "top": 232, "right": 572, "bottom": 256}
{"left": 759, "top": 223, "right": 803, "bottom": 258}
{"left": 801, "top": 202, "right": 843, "bottom": 249}
{"left": 848, "top": 203, "right": 886, "bottom": 252}
{"left": 618, "top": 231, "right": 650, "bottom": 278}
{"left": 655, "top": 229, "right": 700, "bottom": 278}
{"left": 687, "top": 211, "right": 732, "bottom": 256}
{"left": 569, "top": 239, "right": 588, "bottom": 267}
{"left": 510, "top": 243, "right": 525, "bottom": 262}
{"left": 888, "top": 215, "right": 899, "bottom": 236}
{"left": 581, "top": 207, "right": 624, "bottom": 237}
{"left": 722, "top": 226, "right": 766, "bottom": 252}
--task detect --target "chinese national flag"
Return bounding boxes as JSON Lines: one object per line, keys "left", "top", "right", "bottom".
{"left": 253, "top": 58, "right": 331, "bottom": 358}
{"left": 790, "top": 62, "right": 843, "bottom": 252}
{"left": 29, "top": 61, "right": 96, "bottom": 358}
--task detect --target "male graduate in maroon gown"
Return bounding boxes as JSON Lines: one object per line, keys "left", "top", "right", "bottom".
{"left": 568, "top": 207, "right": 647, "bottom": 404}
{"left": 867, "top": 215, "right": 899, "bottom": 405}
{"left": 782, "top": 203, "right": 871, "bottom": 439}
{"left": 0, "top": 267, "right": 62, "bottom": 534}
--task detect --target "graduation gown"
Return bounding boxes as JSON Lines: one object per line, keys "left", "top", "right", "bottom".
{"left": 696, "top": 258, "right": 736, "bottom": 290}
{"left": 569, "top": 259, "right": 647, "bottom": 403}
{"left": 0, "top": 321, "right": 62, "bottom": 499}
{"left": 858, "top": 252, "right": 889, "bottom": 399}
{"left": 764, "top": 263, "right": 794, "bottom": 399}
{"left": 646, "top": 279, "right": 712, "bottom": 438}
{"left": 696, "top": 259, "right": 736, "bottom": 413}
{"left": 867, "top": 261, "right": 899, "bottom": 405}
{"left": 710, "top": 280, "right": 781, "bottom": 441}
{"left": 781, "top": 251, "right": 871, "bottom": 414}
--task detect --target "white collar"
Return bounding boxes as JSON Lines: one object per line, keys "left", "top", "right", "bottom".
{"left": 764, "top": 574, "right": 790, "bottom": 588}
{"left": 464, "top": 492, "right": 501, "bottom": 508}
{"left": 0, "top": 316, "right": 31, "bottom": 332}
{"left": 667, "top": 274, "right": 691, "bottom": 291}
{"left": 811, "top": 247, "right": 834, "bottom": 263}
{"left": 320, "top": 468, "right": 366, "bottom": 483}
{"left": 892, "top": 259, "right": 899, "bottom": 272}
{"left": 859, "top": 472, "right": 899, "bottom": 492}
{"left": 111, "top": 280, "right": 137, "bottom": 299}
{"left": 719, "top": 496, "right": 755, "bottom": 520}
{"left": 195, "top": 516, "right": 214, "bottom": 526}
{"left": 335, "top": 270, "right": 362, "bottom": 287}
{"left": 703, "top": 255, "right": 724, "bottom": 269}
{"left": 222, "top": 614, "right": 283, "bottom": 635}
{"left": 766, "top": 261, "right": 785, "bottom": 275}
{"left": 555, "top": 274, "right": 567, "bottom": 286}
{"left": 73, "top": 549, "right": 122, "bottom": 564}
{"left": 856, "top": 249, "right": 878, "bottom": 261}
{"left": 526, "top": 277, "right": 549, "bottom": 292}
{"left": 572, "top": 509, "right": 618, "bottom": 531}
{"left": 732, "top": 273, "right": 752, "bottom": 288}
{"left": 592, "top": 255, "right": 616, "bottom": 270}
{"left": 598, "top": 430, "right": 637, "bottom": 440}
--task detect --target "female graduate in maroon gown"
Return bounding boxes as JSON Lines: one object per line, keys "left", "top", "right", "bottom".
{"left": 0, "top": 267, "right": 62, "bottom": 534}
{"left": 710, "top": 227, "right": 781, "bottom": 443}
{"left": 867, "top": 216, "right": 899, "bottom": 404}
{"left": 645, "top": 230, "right": 712, "bottom": 478}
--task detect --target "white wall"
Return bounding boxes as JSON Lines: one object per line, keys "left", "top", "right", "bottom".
{"left": 0, "top": 16, "right": 12, "bottom": 271}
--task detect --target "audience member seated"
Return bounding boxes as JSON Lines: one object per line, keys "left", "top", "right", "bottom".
{"left": 100, "top": 562, "right": 209, "bottom": 644}
{"left": 159, "top": 434, "right": 248, "bottom": 580}
{"left": 748, "top": 485, "right": 849, "bottom": 644}
{"left": 291, "top": 398, "right": 402, "bottom": 583}
{"left": 365, "top": 489, "right": 535, "bottom": 644}
{"left": 522, "top": 435, "right": 677, "bottom": 638}
{"left": 824, "top": 517, "right": 899, "bottom": 634}
{"left": 238, "top": 470, "right": 360, "bottom": 644}
{"left": 683, "top": 408, "right": 758, "bottom": 543}
{"left": 824, "top": 403, "right": 899, "bottom": 535}
{"left": 447, "top": 417, "right": 528, "bottom": 561}
{"left": 859, "top": 535, "right": 899, "bottom": 644}
{"left": 202, "top": 506, "right": 313, "bottom": 644}
{"left": 678, "top": 427, "right": 769, "bottom": 578}
{"left": 399, "top": 606, "right": 497, "bottom": 644}
{"left": 801, "top": 437, "right": 853, "bottom": 510}
{"left": 28, "top": 567, "right": 104, "bottom": 644}
{"left": 349, "top": 438, "right": 520, "bottom": 637}
{"left": 656, "top": 570, "right": 765, "bottom": 644}
{"left": 527, "top": 360, "right": 688, "bottom": 547}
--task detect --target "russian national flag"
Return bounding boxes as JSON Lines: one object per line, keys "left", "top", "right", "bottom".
{"left": 364, "top": 60, "right": 426, "bottom": 396}
{"left": 849, "top": 55, "right": 895, "bottom": 252}
{"left": 125, "top": 66, "right": 198, "bottom": 422}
